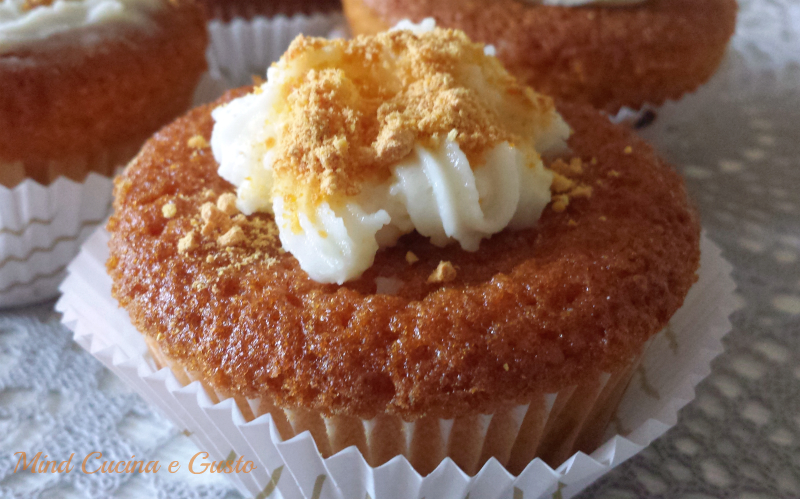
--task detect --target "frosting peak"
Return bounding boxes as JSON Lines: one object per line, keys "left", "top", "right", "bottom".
{"left": 211, "top": 25, "right": 570, "bottom": 284}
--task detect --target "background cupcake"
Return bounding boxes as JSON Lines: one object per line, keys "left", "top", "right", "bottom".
{"left": 342, "top": 0, "right": 737, "bottom": 115}
{"left": 0, "top": 0, "right": 207, "bottom": 307}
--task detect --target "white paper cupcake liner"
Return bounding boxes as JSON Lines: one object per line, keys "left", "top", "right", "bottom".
{"left": 56, "top": 229, "right": 736, "bottom": 499}
{"left": 206, "top": 13, "right": 346, "bottom": 88}
{"left": 140, "top": 335, "right": 645, "bottom": 478}
{"left": 0, "top": 174, "right": 114, "bottom": 309}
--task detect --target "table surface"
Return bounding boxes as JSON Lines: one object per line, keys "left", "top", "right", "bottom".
{"left": 1, "top": 1, "right": 799, "bottom": 498}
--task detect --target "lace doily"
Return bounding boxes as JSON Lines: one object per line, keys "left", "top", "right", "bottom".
{"left": 2, "top": 0, "right": 800, "bottom": 497}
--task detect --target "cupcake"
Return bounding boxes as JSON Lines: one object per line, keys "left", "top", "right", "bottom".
{"left": 0, "top": 0, "right": 208, "bottom": 187}
{"left": 105, "top": 23, "right": 701, "bottom": 478}
{"left": 0, "top": 0, "right": 207, "bottom": 307}
{"left": 342, "top": 0, "right": 738, "bottom": 114}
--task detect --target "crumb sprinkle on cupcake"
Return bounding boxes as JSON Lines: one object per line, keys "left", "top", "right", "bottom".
{"left": 428, "top": 261, "right": 457, "bottom": 284}
{"left": 187, "top": 134, "right": 209, "bottom": 149}
{"left": 161, "top": 202, "right": 177, "bottom": 218}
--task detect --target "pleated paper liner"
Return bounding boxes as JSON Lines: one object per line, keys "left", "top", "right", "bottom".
{"left": 0, "top": 171, "right": 115, "bottom": 309}
{"left": 206, "top": 12, "right": 346, "bottom": 89}
{"left": 57, "top": 229, "right": 736, "bottom": 499}
{"left": 143, "top": 333, "right": 645, "bottom": 477}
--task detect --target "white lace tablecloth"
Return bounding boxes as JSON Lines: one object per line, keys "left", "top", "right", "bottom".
{"left": 2, "top": 1, "right": 800, "bottom": 497}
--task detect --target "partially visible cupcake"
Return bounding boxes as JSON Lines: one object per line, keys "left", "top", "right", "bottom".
{"left": 343, "top": 0, "right": 737, "bottom": 114}
{"left": 197, "top": 0, "right": 341, "bottom": 21}
{"left": 108, "top": 24, "right": 700, "bottom": 477}
{"left": 0, "top": 0, "right": 207, "bottom": 307}
{"left": 0, "top": 0, "right": 208, "bottom": 187}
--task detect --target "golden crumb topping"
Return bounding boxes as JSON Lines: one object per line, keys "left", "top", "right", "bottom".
{"left": 200, "top": 201, "right": 232, "bottom": 236}
{"left": 161, "top": 202, "right": 177, "bottom": 218}
{"left": 187, "top": 134, "right": 209, "bottom": 149}
{"left": 216, "top": 192, "right": 238, "bottom": 215}
{"left": 218, "top": 226, "right": 245, "bottom": 247}
{"left": 548, "top": 157, "right": 593, "bottom": 212}
{"left": 176, "top": 193, "right": 282, "bottom": 285}
{"left": 428, "top": 260, "right": 457, "bottom": 284}
{"left": 177, "top": 230, "right": 197, "bottom": 253}
{"left": 262, "top": 29, "right": 559, "bottom": 214}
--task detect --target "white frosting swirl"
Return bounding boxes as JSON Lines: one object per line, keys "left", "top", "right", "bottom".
{"left": 212, "top": 79, "right": 567, "bottom": 284}
{"left": 268, "top": 140, "right": 555, "bottom": 284}
{"left": 0, "top": 0, "right": 163, "bottom": 52}
{"left": 211, "top": 25, "right": 570, "bottom": 284}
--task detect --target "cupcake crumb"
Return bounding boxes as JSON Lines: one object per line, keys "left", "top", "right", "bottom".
{"left": 568, "top": 219, "right": 578, "bottom": 226}
{"left": 552, "top": 195, "right": 569, "bottom": 213}
{"left": 551, "top": 172, "right": 575, "bottom": 193}
{"left": 162, "top": 202, "right": 177, "bottom": 218}
{"left": 607, "top": 170, "right": 621, "bottom": 177}
{"left": 218, "top": 226, "right": 245, "bottom": 247}
{"left": 624, "top": 146, "right": 633, "bottom": 154}
{"left": 570, "top": 185, "right": 593, "bottom": 199}
{"left": 428, "top": 261, "right": 457, "bottom": 284}
{"left": 406, "top": 251, "right": 419, "bottom": 264}
{"left": 503, "top": 363, "right": 509, "bottom": 371}
{"left": 550, "top": 157, "right": 584, "bottom": 176}
{"left": 216, "top": 193, "right": 239, "bottom": 216}
{"left": 177, "top": 230, "right": 197, "bottom": 253}
{"left": 200, "top": 202, "right": 232, "bottom": 236}
{"left": 599, "top": 216, "right": 608, "bottom": 222}
{"left": 188, "top": 135, "right": 209, "bottom": 149}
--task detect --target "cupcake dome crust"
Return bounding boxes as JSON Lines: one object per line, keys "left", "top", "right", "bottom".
{"left": 108, "top": 89, "right": 700, "bottom": 421}
{"left": 343, "top": 0, "right": 737, "bottom": 113}
{"left": 0, "top": 0, "right": 207, "bottom": 185}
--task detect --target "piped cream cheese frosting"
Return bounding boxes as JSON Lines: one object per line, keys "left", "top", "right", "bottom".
{"left": 0, "top": 0, "right": 163, "bottom": 52}
{"left": 211, "top": 26, "right": 570, "bottom": 284}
